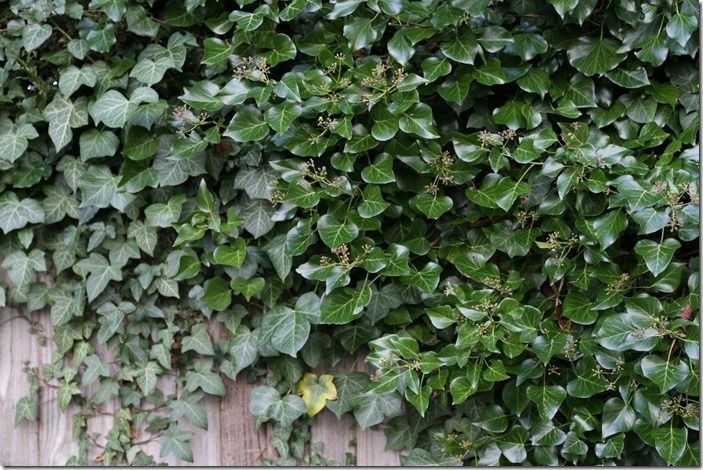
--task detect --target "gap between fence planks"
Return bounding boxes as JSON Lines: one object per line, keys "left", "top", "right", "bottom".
{"left": 0, "top": 308, "right": 400, "bottom": 466}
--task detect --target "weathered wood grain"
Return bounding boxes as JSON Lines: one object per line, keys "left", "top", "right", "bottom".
{"left": 220, "top": 379, "right": 277, "bottom": 465}
{"left": 1, "top": 312, "right": 400, "bottom": 466}
{"left": 0, "top": 310, "right": 40, "bottom": 466}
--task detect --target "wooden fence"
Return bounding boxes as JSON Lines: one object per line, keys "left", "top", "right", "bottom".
{"left": 0, "top": 304, "right": 400, "bottom": 466}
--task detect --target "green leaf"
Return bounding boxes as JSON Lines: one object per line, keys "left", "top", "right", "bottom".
{"left": 566, "top": 37, "right": 626, "bottom": 76}
{"left": 59, "top": 65, "right": 97, "bottom": 97}
{"left": 169, "top": 394, "right": 208, "bottom": 430}
{"left": 354, "top": 392, "right": 402, "bottom": 429}
{"left": 411, "top": 193, "right": 453, "bottom": 219}
{"left": 358, "top": 185, "right": 390, "bottom": 218}
{"left": 75, "top": 253, "right": 122, "bottom": 302}
{"left": 130, "top": 57, "right": 171, "bottom": 86}
{"left": 605, "top": 67, "right": 650, "bottom": 89}
{"left": 213, "top": 239, "right": 247, "bottom": 267}
{"left": 466, "top": 175, "right": 530, "bottom": 212}
{"left": 666, "top": 13, "right": 697, "bottom": 47}
{"left": 23, "top": 23, "right": 52, "bottom": 51}
{"left": 634, "top": 238, "right": 681, "bottom": 277}
{"left": 79, "top": 166, "right": 118, "bottom": 209}
{"left": 399, "top": 104, "right": 440, "bottom": 139}
{"left": 640, "top": 355, "right": 689, "bottom": 393}
{"left": 261, "top": 305, "right": 311, "bottom": 357}
{"left": 584, "top": 210, "right": 628, "bottom": 250}
{"left": 320, "top": 286, "right": 370, "bottom": 324}
{"left": 90, "top": 90, "right": 135, "bottom": 128}
{"left": 361, "top": 153, "right": 395, "bottom": 184}
{"left": 602, "top": 398, "right": 636, "bottom": 438}
{"left": 202, "top": 38, "right": 233, "bottom": 65}
{"left": 526, "top": 385, "right": 566, "bottom": 420}
{"left": 202, "top": 277, "right": 232, "bottom": 311}
{"left": 160, "top": 426, "right": 194, "bottom": 462}
{"left": 562, "top": 292, "right": 597, "bottom": 325}
{"left": 441, "top": 29, "right": 480, "bottom": 64}
{"left": 79, "top": 129, "right": 119, "bottom": 161}
{"left": 44, "top": 94, "right": 88, "bottom": 151}
{"left": 15, "top": 396, "right": 38, "bottom": 425}
{"left": 317, "top": 214, "right": 359, "bottom": 248}
{"left": 654, "top": 426, "right": 687, "bottom": 465}
{"left": 182, "top": 324, "right": 215, "bottom": 355}
{"left": 230, "top": 277, "right": 264, "bottom": 301}
{"left": 265, "top": 102, "right": 302, "bottom": 133}
{"left": 136, "top": 361, "right": 161, "bottom": 396}
{"left": 241, "top": 199, "right": 274, "bottom": 238}
{"left": 0, "top": 192, "right": 45, "bottom": 234}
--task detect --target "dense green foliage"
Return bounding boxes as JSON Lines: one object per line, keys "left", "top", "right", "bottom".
{"left": 2, "top": 0, "right": 700, "bottom": 465}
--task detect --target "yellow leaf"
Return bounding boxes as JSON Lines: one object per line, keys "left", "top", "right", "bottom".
{"left": 297, "top": 372, "right": 337, "bottom": 416}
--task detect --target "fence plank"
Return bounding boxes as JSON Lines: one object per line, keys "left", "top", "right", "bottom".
{"left": 220, "top": 379, "right": 276, "bottom": 465}
{"left": 310, "top": 410, "right": 356, "bottom": 465}
{"left": 0, "top": 310, "right": 40, "bottom": 466}
{"left": 37, "top": 312, "right": 79, "bottom": 465}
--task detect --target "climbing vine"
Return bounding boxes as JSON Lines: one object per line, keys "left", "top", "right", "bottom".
{"left": 2, "top": 0, "right": 699, "bottom": 465}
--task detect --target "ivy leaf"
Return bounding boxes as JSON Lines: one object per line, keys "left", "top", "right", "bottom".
{"left": 213, "top": 239, "right": 247, "bottom": 267}
{"left": 130, "top": 57, "right": 171, "bottom": 86}
{"left": 297, "top": 373, "right": 338, "bottom": 416}
{"left": 634, "top": 239, "right": 681, "bottom": 277}
{"left": 320, "top": 286, "right": 371, "bottom": 324}
{"left": 265, "top": 102, "right": 302, "bottom": 133}
{"left": 441, "top": 29, "right": 479, "bottom": 64}
{"left": 136, "top": 361, "right": 161, "bottom": 396}
{"left": 361, "top": 153, "right": 395, "bottom": 184}
{"left": 654, "top": 426, "right": 687, "bottom": 465}
{"left": 241, "top": 199, "right": 274, "bottom": 238}
{"left": 186, "top": 368, "right": 226, "bottom": 396}
{"left": 182, "top": 324, "right": 215, "bottom": 356}
{"left": 90, "top": 90, "right": 135, "bottom": 128}
{"left": 15, "top": 396, "right": 38, "bottom": 425}
{"left": 584, "top": 210, "right": 628, "bottom": 249}
{"left": 526, "top": 385, "right": 566, "bottom": 420}
{"left": 59, "top": 65, "right": 97, "bottom": 97}
{"left": 665, "top": 13, "right": 697, "bottom": 47}
{"left": 399, "top": 104, "right": 440, "bottom": 139}
{"left": 0, "top": 192, "right": 45, "bottom": 234}
{"left": 261, "top": 305, "right": 311, "bottom": 357}
{"left": 358, "top": 185, "right": 390, "bottom": 218}
{"left": 160, "top": 426, "right": 194, "bottom": 462}
{"left": 602, "top": 398, "right": 636, "bottom": 438}
{"left": 353, "top": 392, "right": 402, "bottom": 429}
{"left": 22, "top": 23, "right": 52, "bottom": 51}
{"left": 75, "top": 253, "right": 123, "bottom": 302}
{"left": 317, "top": 214, "right": 359, "bottom": 248}
{"left": 169, "top": 393, "right": 208, "bottom": 430}
{"left": 230, "top": 277, "right": 264, "bottom": 301}
{"left": 78, "top": 166, "right": 118, "bottom": 209}
{"left": 466, "top": 175, "right": 530, "bottom": 211}
{"left": 79, "top": 130, "right": 119, "bottom": 161}
{"left": 44, "top": 94, "right": 87, "bottom": 151}
{"left": 202, "top": 277, "right": 232, "bottom": 311}
{"left": 566, "top": 37, "right": 626, "bottom": 76}
{"left": 640, "top": 355, "right": 689, "bottom": 393}
{"left": 562, "top": 292, "right": 597, "bottom": 325}
{"left": 411, "top": 193, "right": 453, "bottom": 219}
{"left": 224, "top": 105, "right": 269, "bottom": 142}
{"left": 202, "top": 38, "right": 233, "bottom": 65}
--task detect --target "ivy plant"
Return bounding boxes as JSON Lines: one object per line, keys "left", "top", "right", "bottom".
{"left": 2, "top": 0, "right": 699, "bottom": 466}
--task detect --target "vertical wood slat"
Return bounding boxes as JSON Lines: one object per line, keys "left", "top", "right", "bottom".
{"left": 0, "top": 308, "right": 40, "bottom": 466}
{"left": 220, "top": 379, "right": 276, "bottom": 465}
{"left": 1, "top": 314, "right": 400, "bottom": 465}
{"left": 310, "top": 352, "right": 400, "bottom": 466}
{"left": 37, "top": 312, "right": 79, "bottom": 466}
